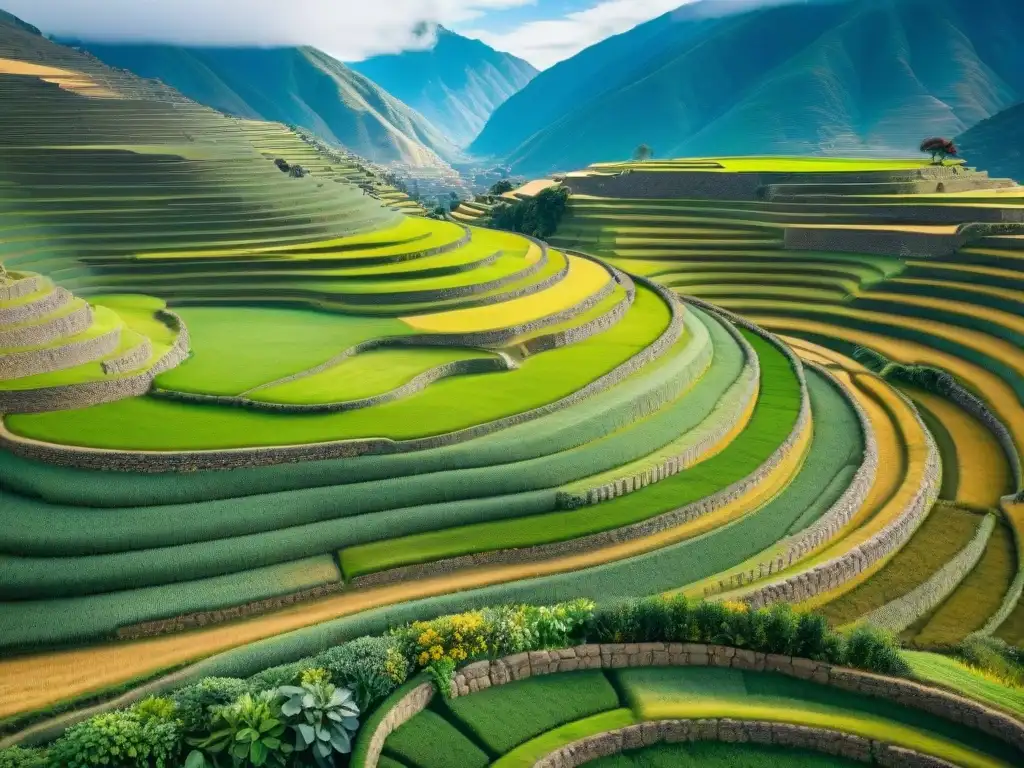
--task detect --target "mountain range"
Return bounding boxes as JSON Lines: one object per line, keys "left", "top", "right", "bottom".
{"left": 60, "top": 42, "right": 463, "bottom": 167}
{"left": 958, "top": 100, "right": 1024, "bottom": 185}
{"left": 351, "top": 26, "right": 537, "bottom": 148}
{"left": 471, "top": 0, "right": 1024, "bottom": 174}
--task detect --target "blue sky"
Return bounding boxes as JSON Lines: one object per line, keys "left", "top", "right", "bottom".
{"left": 3, "top": 1, "right": 698, "bottom": 69}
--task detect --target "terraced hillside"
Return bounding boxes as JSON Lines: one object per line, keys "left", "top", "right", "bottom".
{"left": 539, "top": 156, "right": 1024, "bottom": 645}
{"left": 3, "top": 14, "right": 1024, "bottom": 763}
{"left": 0, "top": 16, "right": 905, "bottom": 725}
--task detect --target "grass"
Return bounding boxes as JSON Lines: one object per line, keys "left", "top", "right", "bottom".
{"left": 249, "top": 346, "right": 499, "bottom": 405}
{"left": 491, "top": 709, "right": 638, "bottom": 768}
{"left": 382, "top": 708, "right": 489, "bottom": 768}
{"left": 5, "top": 283, "right": 673, "bottom": 448}
{"left": 912, "top": 396, "right": 959, "bottom": 500}
{"left": 613, "top": 667, "right": 1017, "bottom": 768}
{"left": 818, "top": 504, "right": 983, "bottom": 626}
{"left": 906, "top": 520, "right": 1017, "bottom": 647}
{"left": 440, "top": 670, "right": 620, "bottom": 754}
{"left": 906, "top": 652, "right": 1024, "bottom": 718}
{"left": 586, "top": 742, "right": 863, "bottom": 767}
{"left": 337, "top": 330, "right": 801, "bottom": 578}
{"left": 152, "top": 307, "right": 411, "bottom": 396}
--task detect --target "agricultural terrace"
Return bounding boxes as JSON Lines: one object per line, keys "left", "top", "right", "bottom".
{"left": 1, "top": 12, "right": 1024, "bottom": 765}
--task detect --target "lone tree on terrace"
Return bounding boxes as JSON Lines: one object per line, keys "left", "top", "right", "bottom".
{"left": 633, "top": 143, "right": 653, "bottom": 162}
{"left": 920, "top": 137, "right": 958, "bottom": 165}
{"left": 489, "top": 179, "right": 515, "bottom": 196}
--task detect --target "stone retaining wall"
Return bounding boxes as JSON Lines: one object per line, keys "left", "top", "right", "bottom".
{"left": 742, "top": 386, "right": 941, "bottom": 609}
{"left": 155, "top": 354, "right": 518, "bottom": 413}
{"left": 557, "top": 313, "right": 751, "bottom": 507}
{"left": 564, "top": 167, "right": 976, "bottom": 201}
{"left": 356, "top": 643, "right": 1024, "bottom": 768}
{"left": 864, "top": 512, "right": 996, "bottom": 633}
{"left": 0, "top": 310, "right": 189, "bottom": 414}
{"left": 348, "top": 315, "right": 810, "bottom": 589}
{"left": 116, "top": 580, "right": 344, "bottom": 640}
{"left": 534, "top": 719, "right": 956, "bottom": 768}
{"left": 784, "top": 227, "right": 963, "bottom": 258}
{"left": 0, "top": 327, "right": 121, "bottom": 380}
{"left": 0, "top": 286, "right": 70, "bottom": 325}
{"left": 0, "top": 261, "right": 685, "bottom": 471}
{"left": 360, "top": 682, "right": 434, "bottom": 768}
{"left": 0, "top": 274, "right": 41, "bottom": 301}
{"left": 704, "top": 361, "right": 879, "bottom": 596}
{"left": 101, "top": 338, "right": 153, "bottom": 375}
{"left": 0, "top": 302, "right": 92, "bottom": 348}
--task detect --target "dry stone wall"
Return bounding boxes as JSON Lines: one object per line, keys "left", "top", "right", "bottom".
{"left": 0, "top": 286, "right": 70, "bottom": 325}
{"left": 0, "top": 302, "right": 92, "bottom": 348}
{"left": 558, "top": 314, "right": 751, "bottom": 507}
{"left": 705, "top": 362, "right": 879, "bottom": 596}
{"left": 534, "top": 720, "right": 955, "bottom": 768}
{"left": 356, "top": 643, "right": 1024, "bottom": 768}
{"left": 0, "top": 274, "right": 42, "bottom": 301}
{"left": 743, "top": 387, "right": 941, "bottom": 609}
{"left": 0, "top": 327, "right": 120, "bottom": 380}
{"left": 863, "top": 513, "right": 996, "bottom": 633}
{"left": 0, "top": 310, "right": 189, "bottom": 414}
{"left": 0, "top": 266, "right": 685, "bottom": 471}
{"left": 784, "top": 227, "right": 962, "bottom": 258}
{"left": 101, "top": 338, "right": 153, "bottom": 375}
{"left": 349, "top": 317, "right": 810, "bottom": 588}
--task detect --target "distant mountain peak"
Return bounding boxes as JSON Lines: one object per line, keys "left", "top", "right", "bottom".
{"left": 0, "top": 8, "right": 42, "bottom": 36}
{"left": 351, "top": 28, "right": 537, "bottom": 147}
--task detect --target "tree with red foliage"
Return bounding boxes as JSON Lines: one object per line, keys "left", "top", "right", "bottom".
{"left": 920, "top": 137, "right": 958, "bottom": 165}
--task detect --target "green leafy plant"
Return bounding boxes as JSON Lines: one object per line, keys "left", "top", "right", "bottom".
{"left": 188, "top": 692, "right": 292, "bottom": 768}
{"left": 50, "top": 709, "right": 181, "bottom": 768}
{"left": 0, "top": 746, "right": 47, "bottom": 768}
{"left": 278, "top": 679, "right": 360, "bottom": 768}
{"left": 428, "top": 658, "right": 457, "bottom": 699}
{"left": 310, "top": 635, "right": 406, "bottom": 711}
{"left": 172, "top": 678, "right": 251, "bottom": 733}
{"left": 844, "top": 625, "right": 910, "bottom": 676}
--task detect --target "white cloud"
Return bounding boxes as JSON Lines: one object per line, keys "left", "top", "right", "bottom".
{"left": 465, "top": 0, "right": 697, "bottom": 69}
{"left": 1, "top": 0, "right": 537, "bottom": 60}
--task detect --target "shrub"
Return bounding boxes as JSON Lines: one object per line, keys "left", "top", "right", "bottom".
{"left": 427, "top": 657, "right": 457, "bottom": 699}
{"left": 763, "top": 602, "right": 800, "bottom": 655}
{"left": 50, "top": 709, "right": 181, "bottom": 768}
{"left": 694, "top": 600, "right": 730, "bottom": 643}
{"left": 0, "top": 746, "right": 47, "bottom": 768}
{"left": 957, "top": 635, "right": 1024, "bottom": 687}
{"left": 843, "top": 625, "right": 911, "bottom": 676}
{"left": 310, "top": 635, "right": 406, "bottom": 711}
{"left": 187, "top": 692, "right": 292, "bottom": 768}
{"left": 278, "top": 679, "right": 360, "bottom": 767}
{"left": 794, "top": 613, "right": 833, "bottom": 661}
{"left": 172, "top": 677, "right": 251, "bottom": 733}
{"left": 246, "top": 662, "right": 303, "bottom": 691}
{"left": 489, "top": 186, "right": 570, "bottom": 238}
{"left": 133, "top": 697, "right": 177, "bottom": 724}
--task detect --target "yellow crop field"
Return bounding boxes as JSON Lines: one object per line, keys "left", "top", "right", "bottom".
{"left": 402, "top": 253, "right": 611, "bottom": 333}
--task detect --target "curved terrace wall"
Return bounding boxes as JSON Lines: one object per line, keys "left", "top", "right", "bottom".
{"left": 0, "top": 310, "right": 189, "bottom": 414}
{"left": 0, "top": 303, "right": 92, "bottom": 348}
{"left": 355, "top": 643, "right": 1024, "bottom": 768}
{"left": 702, "top": 360, "right": 879, "bottom": 596}
{"left": 348, "top": 315, "right": 811, "bottom": 588}
{"left": 0, "top": 267, "right": 685, "bottom": 471}
{"left": 742, "top": 386, "right": 942, "bottom": 609}
{"left": 783, "top": 227, "right": 963, "bottom": 258}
